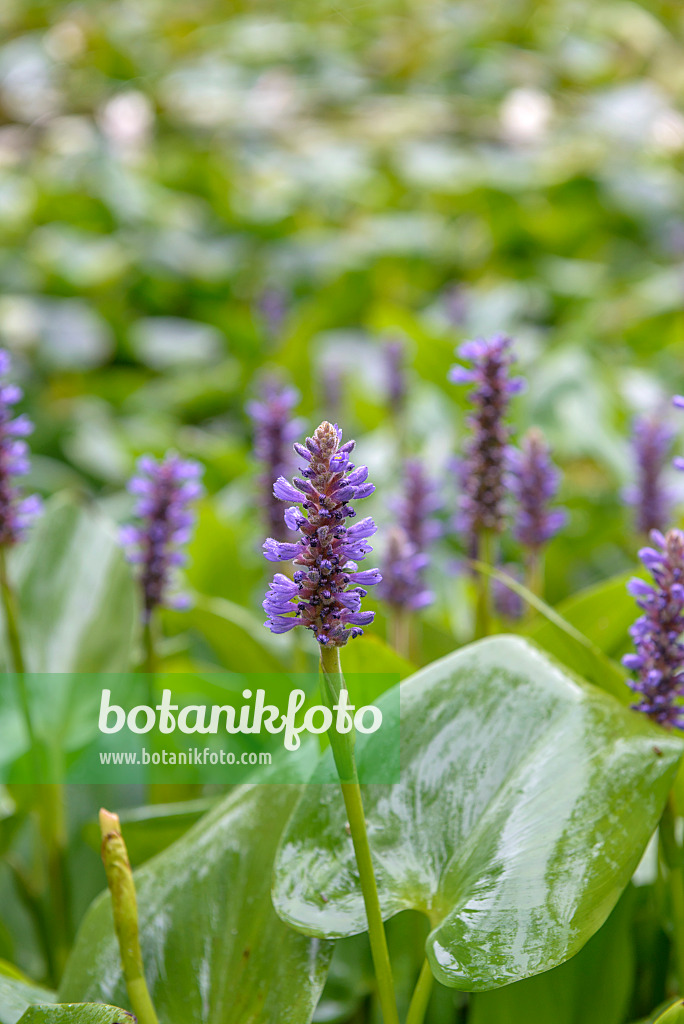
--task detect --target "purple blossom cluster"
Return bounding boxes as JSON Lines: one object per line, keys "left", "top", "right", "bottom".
{"left": 0, "top": 350, "right": 41, "bottom": 546}
{"left": 121, "top": 453, "right": 204, "bottom": 622}
{"left": 378, "top": 527, "right": 432, "bottom": 611}
{"left": 247, "top": 381, "right": 302, "bottom": 541}
{"left": 379, "top": 460, "right": 441, "bottom": 611}
{"left": 623, "top": 529, "right": 684, "bottom": 728}
{"left": 508, "top": 428, "right": 567, "bottom": 552}
{"left": 384, "top": 339, "right": 406, "bottom": 417}
{"left": 626, "top": 415, "right": 674, "bottom": 535}
{"left": 449, "top": 335, "right": 525, "bottom": 540}
{"left": 262, "top": 421, "right": 381, "bottom": 646}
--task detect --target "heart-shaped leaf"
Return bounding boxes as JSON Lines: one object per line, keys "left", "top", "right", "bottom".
{"left": 273, "top": 636, "right": 683, "bottom": 991}
{"left": 18, "top": 1007, "right": 133, "bottom": 1024}
{"left": 4, "top": 497, "right": 138, "bottom": 672}
{"left": 60, "top": 786, "right": 333, "bottom": 1023}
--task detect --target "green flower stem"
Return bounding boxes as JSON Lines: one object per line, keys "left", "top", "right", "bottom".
{"left": 474, "top": 530, "right": 495, "bottom": 639}
{"left": 660, "top": 794, "right": 684, "bottom": 994}
{"left": 0, "top": 546, "right": 70, "bottom": 980}
{"left": 390, "top": 607, "right": 411, "bottom": 661}
{"left": 406, "top": 959, "right": 434, "bottom": 1024}
{"left": 142, "top": 614, "right": 159, "bottom": 676}
{"left": 525, "top": 551, "right": 544, "bottom": 603}
{"left": 99, "top": 809, "right": 160, "bottom": 1024}
{"left": 319, "top": 644, "right": 400, "bottom": 1024}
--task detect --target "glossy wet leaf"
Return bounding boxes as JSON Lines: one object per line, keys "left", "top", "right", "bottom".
{"left": 60, "top": 786, "right": 332, "bottom": 1023}
{"left": 652, "top": 1002, "right": 684, "bottom": 1024}
{"left": 468, "top": 886, "right": 635, "bottom": 1024}
{"left": 273, "top": 636, "right": 683, "bottom": 991}
{"left": 3, "top": 497, "right": 138, "bottom": 672}
{"left": 0, "top": 975, "right": 55, "bottom": 1024}
{"left": 18, "top": 1007, "right": 133, "bottom": 1024}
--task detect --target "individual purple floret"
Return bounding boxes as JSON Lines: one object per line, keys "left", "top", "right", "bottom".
{"left": 384, "top": 338, "right": 406, "bottom": 417}
{"left": 0, "top": 350, "right": 41, "bottom": 546}
{"left": 262, "top": 421, "right": 381, "bottom": 646}
{"left": 121, "top": 453, "right": 204, "bottom": 622}
{"left": 378, "top": 527, "right": 432, "bottom": 611}
{"left": 623, "top": 529, "right": 684, "bottom": 729}
{"left": 626, "top": 415, "right": 674, "bottom": 534}
{"left": 508, "top": 428, "right": 567, "bottom": 552}
{"left": 449, "top": 335, "right": 524, "bottom": 541}
{"left": 247, "top": 381, "right": 302, "bottom": 541}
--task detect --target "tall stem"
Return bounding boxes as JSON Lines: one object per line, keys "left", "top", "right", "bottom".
{"left": 0, "top": 546, "right": 70, "bottom": 980}
{"left": 474, "top": 530, "right": 495, "bottom": 639}
{"left": 390, "top": 607, "right": 411, "bottom": 661}
{"left": 525, "top": 551, "right": 544, "bottom": 602}
{"left": 406, "top": 958, "right": 434, "bottom": 1024}
{"left": 142, "top": 614, "right": 159, "bottom": 675}
{"left": 660, "top": 793, "right": 684, "bottom": 993}
{"left": 319, "top": 645, "right": 400, "bottom": 1024}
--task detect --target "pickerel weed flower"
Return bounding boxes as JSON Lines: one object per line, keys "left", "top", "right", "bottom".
{"left": 262, "top": 421, "right": 380, "bottom": 646}
{"left": 508, "top": 428, "right": 566, "bottom": 552}
{"left": 121, "top": 453, "right": 204, "bottom": 622}
{"left": 449, "top": 335, "right": 524, "bottom": 541}
{"left": 384, "top": 339, "right": 406, "bottom": 417}
{"left": 395, "top": 459, "right": 441, "bottom": 551}
{"left": 0, "top": 350, "right": 41, "bottom": 546}
{"left": 378, "top": 527, "right": 432, "bottom": 611}
{"left": 626, "top": 415, "right": 674, "bottom": 535}
{"left": 673, "top": 396, "right": 684, "bottom": 472}
{"left": 379, "top": 460, "right": 440, "bottom": 612}
{"left": 623, "top": 529, "right": 684, "bottom": 728}
{"left": 247, "top": 381, "right": 302, "bottom": 541}
{"left": 493, "top": 566, "right": 525, "bottom": 621}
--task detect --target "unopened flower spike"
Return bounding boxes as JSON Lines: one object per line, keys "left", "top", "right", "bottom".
{"left": 262, "top": 421, "right": 381, "bottom": 646}
{"left": 626, "top": 414, "right": 674, "bottom": 535}
{"left": 623, "top": 529, "right": 684, "bottom": 729}
{"left": 247, "top": 380, "right": 302, "bottom": 541}
{"left": 508, "top": 427, "right": 567, "bottom": 552}
{"left": 449, "top": 334, "right": 524, "bottom": 543}
{"left": 120, "top": 452, "right": 204, "bottom": 622}
{"left": 0, "top": 350, "right": 42, "bottom": 546}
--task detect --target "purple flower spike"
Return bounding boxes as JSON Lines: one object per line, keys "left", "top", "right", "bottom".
{"left": 395, "top": 460, "right": 442, "bottom": 550}
{"left": 247, "top": 380, "right": 303, "bottom": 541}
{"left": 262, "top": 421, "right": 380, "bottom": 646}
{"left": 121, "top": 452, "right": 204, "bottom": 621}
{"left": 623, "top": 529, "right": 684, "bottom": 729}
{"left": 449, "top": 334, "right": 524, "bottom": 539}
{"left": 381, "top": 460, "right": 440, "bottom": 612}
{"left": 626, "top": 415, "right": 674, "bottom": 535}
{"left": 378, "top": 526, "right": 433, "bottom": 611}
{"left": 508, "top": 428, "right": 567, "bottom": 551}
{"left": 0, "top": 350, "right": 41, "bottom": 546}
{"left": 384, "top": 338, "right": 406, "bottom": 416}
{"left": 493, "top": 565, "right": 525, "bottom": 621}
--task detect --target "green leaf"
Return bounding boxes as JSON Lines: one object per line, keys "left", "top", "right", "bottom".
{"left": 529, "top": 572, "right": 635, "bottom": 660}
{"left": 652, "top": 1002, "right": 684, "bottom": 1023}
{"left": 5, "top": 497, "right": 138, "bottom": 672}
{"left": 0, "top": 975, "right": 55, "bottom": 1024}
{"left": 273, "top": 636, "right": 682, "bottom": 991}
{"left": 60, "top": 786, "right": 333, "bottom": 1023}
{"left": 467, "top": 885, "right": 635, "bottom": 1024}
{"left": 18, "top": 1007, "right": 133, "bottom": 1024}
{"left": 473, "top": 561, "right": 630, "bottom": 702}
{"left": 169, "top": 594, "right": 291, "bottom": 672}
